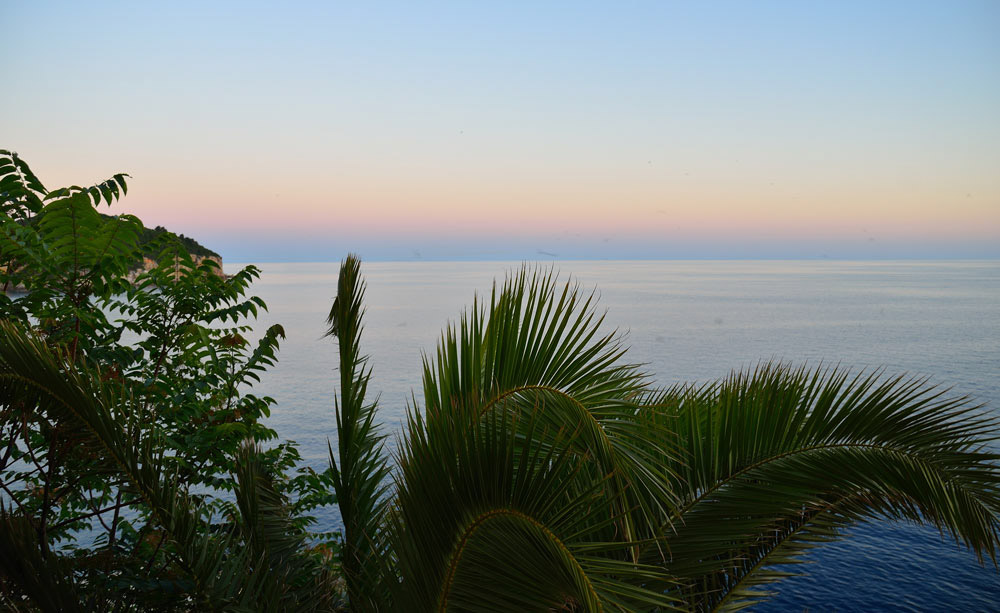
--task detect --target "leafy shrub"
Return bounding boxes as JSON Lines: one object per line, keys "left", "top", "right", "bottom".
{"left": 0, "top": 151, "right": 337, "bottom": 609}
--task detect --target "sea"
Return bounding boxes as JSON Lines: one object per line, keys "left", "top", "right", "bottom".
{"left": 235, "top": 259, "right": 1000, "bottom": 612}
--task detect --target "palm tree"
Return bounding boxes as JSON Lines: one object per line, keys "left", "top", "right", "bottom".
{"left": 329, "top": 257, "right": 1000, "bottom": 611}
{"left": 2, "top": 256, "right": 998, "bottom": 611}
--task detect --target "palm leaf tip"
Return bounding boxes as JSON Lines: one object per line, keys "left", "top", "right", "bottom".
{"left": 658, "top": 362, "right": 1000, "bottom": 610}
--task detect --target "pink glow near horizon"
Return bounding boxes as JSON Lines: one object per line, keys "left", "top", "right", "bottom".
{"left": 5, "top": 2, "right": 999, "bottom": 259}
{"left": 123, "top": 178, "right": 998, "bottom": 243}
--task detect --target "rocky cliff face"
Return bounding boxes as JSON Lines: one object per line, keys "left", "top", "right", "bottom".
{"left": 196, "top": 255, "right": 225, "bottom": 276}
{"left": 126, "top": 254, "right": 226, "bottom": 283}
{"left": 3, "top": 255, "right": 226, "bottom": 292}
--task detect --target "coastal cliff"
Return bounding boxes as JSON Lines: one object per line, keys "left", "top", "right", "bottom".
{"left": 3, "top": 254, "right": 225, "bottom": 292}
{"left": 121, "top": 216, "right": 226, "bottom": 282}
{"left": 126, "top": 254, "right": 226, "bottom": 283}
{"left": 2, "top": 216, "right": 225, "bottom": 291}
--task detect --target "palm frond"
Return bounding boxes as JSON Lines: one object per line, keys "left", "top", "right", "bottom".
{"left": 419, "top": 266, "right": 682, "bottom": 558}
{"left": 0, "top": 509, "right": 84, "bottom": 612}
{"left": 390, "top": 398, "right": 683, "bottom": 611}
{"left": 647, "top": 363, "right": 1000, "bottom": 610}
{"left": 422, "top": 265, "right": 646, "bottom": 419}
{"left": 232, "top": 441, "right": 339, "bottom": 611}
{"left": 326, "top": 254, "right": 392, "bottom": 612}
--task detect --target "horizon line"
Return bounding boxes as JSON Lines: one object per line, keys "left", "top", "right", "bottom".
{"left": 224, "top": 256, "right": 1000, "bottom": 264}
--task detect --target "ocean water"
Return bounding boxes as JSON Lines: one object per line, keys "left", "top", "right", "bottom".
{"left": 235, "top": 260, "right": 1000, "bottom": 611}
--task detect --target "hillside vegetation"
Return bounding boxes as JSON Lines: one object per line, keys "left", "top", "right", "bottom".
{"left": 97, "top": 213, "right": 221, "bottom": 259}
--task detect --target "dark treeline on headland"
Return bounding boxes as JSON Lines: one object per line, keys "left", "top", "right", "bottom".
{"left": 96, "top": 213, "right": 220, "bottom": 260}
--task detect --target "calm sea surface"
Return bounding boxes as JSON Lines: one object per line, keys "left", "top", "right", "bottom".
{"left": 232, "top": 260, "right": 1000, "bottom": 612}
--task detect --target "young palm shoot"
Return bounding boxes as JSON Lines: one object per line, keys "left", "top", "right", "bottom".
{"left": 326, "top": 255, "right": 391, "bottom": 612}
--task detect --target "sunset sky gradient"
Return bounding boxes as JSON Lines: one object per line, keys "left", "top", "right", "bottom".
{"left": 4, "top": 1, "right": 998, "bottom": 260}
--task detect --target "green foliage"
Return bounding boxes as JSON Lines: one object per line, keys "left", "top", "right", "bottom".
{"left": 0, "top": 150, "right": 138, "bottom": 357}
{"left": 0, "top": 151, "right": 336, "bottom": 610}
{"left": 650, "top": 365, "right": 1000, "bottom": 610}
{"left": 338, "top": 262, "right": 999, "bottom": 611}
{"left": 0, "top": 322, "right": 339, "bottom": 610}
{"left": 2, "top": 149, "right": 998, "bottom": 611}
{"left": 97, "top": 214, "right": 220, "bottom": 260}
{"left": 326, "top": 255, "right": 391, "bottom": 612}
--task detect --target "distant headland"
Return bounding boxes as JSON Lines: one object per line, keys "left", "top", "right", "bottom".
{"left": 2, "top": 216, "right": 225, "bottom": 292}
{"left": 109, "top": 214, "right": 226, "bottom": 281}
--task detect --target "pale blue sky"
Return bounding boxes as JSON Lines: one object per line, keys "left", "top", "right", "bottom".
{"left": 3, "top": 1, "right": 998, "bottom": 261}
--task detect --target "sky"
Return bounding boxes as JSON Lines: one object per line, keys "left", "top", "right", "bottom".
{"left": 3, "top": 1, "right": 999, "bottom": 261}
